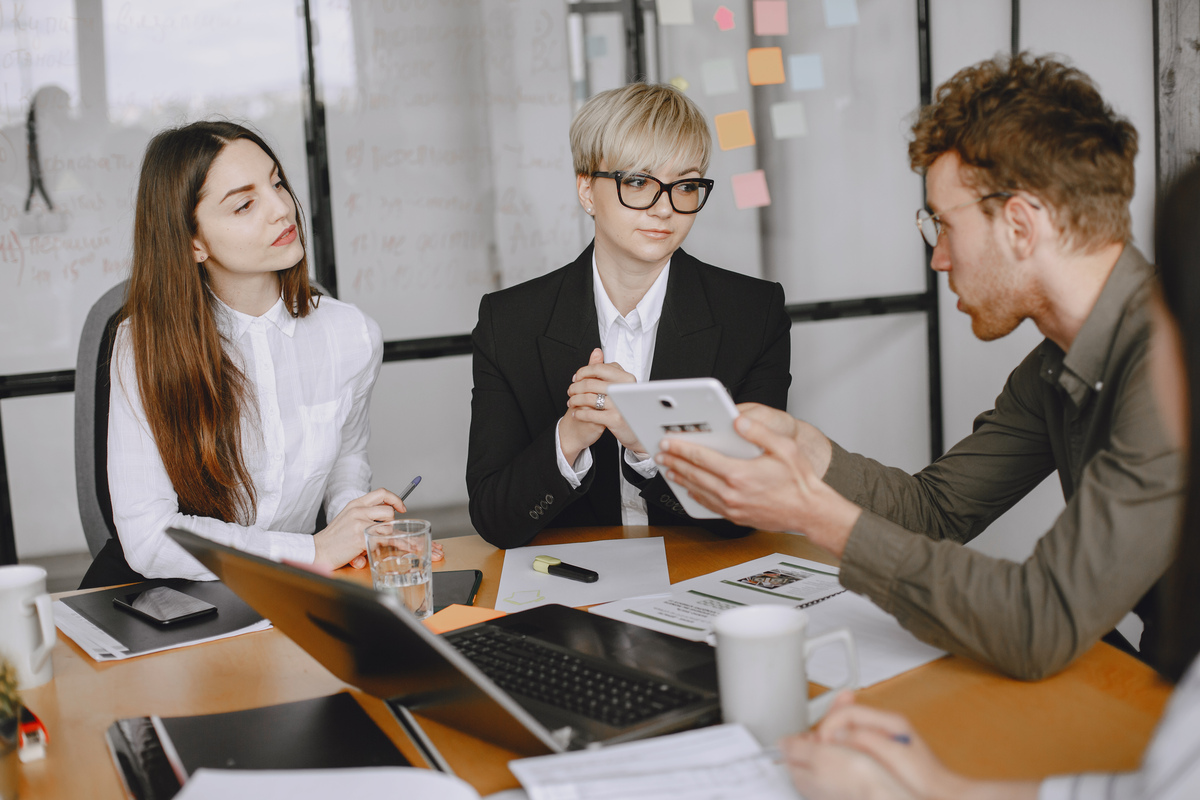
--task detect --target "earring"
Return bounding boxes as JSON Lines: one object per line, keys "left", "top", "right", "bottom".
{"left": 586, "top": 208, "right": 594, "bottom": 215}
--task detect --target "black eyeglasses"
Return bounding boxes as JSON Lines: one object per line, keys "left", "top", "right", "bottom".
{"left": 592, "top": 171, "right": 714, "bottom": 214}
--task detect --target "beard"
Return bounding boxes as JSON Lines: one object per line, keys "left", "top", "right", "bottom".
{"left": 951, "top": 239, "right": 1035, "bottom": 342}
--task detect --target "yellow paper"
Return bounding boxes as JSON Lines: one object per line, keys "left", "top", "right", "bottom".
{"left": 423, "top": 603, "right": 507, "bottom": 635}
{"left": 747, "top": 47, "right": 785, "bottom": 85}
{"left": 714, "top": 110, "right": 756, "bottom": 150}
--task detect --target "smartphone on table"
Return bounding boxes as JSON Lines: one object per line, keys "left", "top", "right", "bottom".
{"left": 112, "top": 586, "right": 218, "bottom": 626}
{"left": 607, "top": 377, "right": 761, "bottom": 520}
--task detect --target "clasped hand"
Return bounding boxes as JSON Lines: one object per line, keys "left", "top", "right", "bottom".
{"left": 313, "top": 487, "right": 444, "bottom": 571}
{"left": 559, "top": 348, "right": 648, "bottom": 463}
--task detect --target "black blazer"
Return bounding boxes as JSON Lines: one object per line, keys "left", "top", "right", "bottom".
{"left": 467, "top": 244, "right": 791, "bottom": 548}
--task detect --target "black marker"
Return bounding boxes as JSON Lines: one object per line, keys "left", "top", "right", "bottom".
{"left": 533, "top": 555, "right": 599, "bottom": 583}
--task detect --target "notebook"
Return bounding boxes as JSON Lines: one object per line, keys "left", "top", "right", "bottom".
{"left": 165, "top": 527, "right": 721, "bottom": 756}
{"left": 106, "top": 693, "right": 409, "bottom": 800}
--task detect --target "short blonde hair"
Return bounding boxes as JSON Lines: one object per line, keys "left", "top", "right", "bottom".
{"left": 570, "top": 83, "right": 711, "bottom": 177}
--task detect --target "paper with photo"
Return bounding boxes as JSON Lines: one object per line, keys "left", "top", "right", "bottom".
{"left": 753, "top": 0, "right": 788, "bottom": 36}
{"left": 591, "top": 554, "right": 842, "bottom": 640}
{"left": 789, "top": 53, "right": 825, "bottom": 91}
{"left": 702, "top": 58, "right": 738, "bottom": 96}
{"left": 747, "top": 47, "right": 786, "bottom": 85}
{"left": 495, "top": 537, "right": 670, "bottom": 612}
{"left": 770, "top": 101, "right": 807, "bottom": 139}
{"left": 658, "top": 0, "right": 695, "bottom": 26}
{"left": 731, "top": 170, "right": 771, "bottom": 209}
{"left": 823, "top": 0, "right": 860, "bottom": 27}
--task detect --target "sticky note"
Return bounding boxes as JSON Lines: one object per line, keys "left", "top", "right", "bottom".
{"left": 789, "top": 54, "right": 825, "bottom": 91}
{"left": 747, "top": 47, "right": 786, "bottom": 86}
{"left": 753, "top": 1, "right": 788, "bottom": 35}
{"left": 423, "top": 604, "right": 507, "bottom": 635}
{"left": 714, "top": 110, "right": 756, "bottom": 150}
{"left": 731, "top": 170, "right": 771, "bottom": 209}
{"left": 823, "top": 0, "right": 860, "bottom": 27}
{"left": 586, "top": 35, "right": 607, "bottom": 59}
{"left": 658, "top": 0, "right": 695, "bottom": 25}
{"left": 702, "top": 58, "right": 738, "bottom": 96}
{"left": 770, "top": 101, "right": 807, "bottom": 139}
{"left": 670, "top": 75, "right": 691, "bottom": 91}
{"left": 714, "top": 5, "right": 735, "bottom": 31}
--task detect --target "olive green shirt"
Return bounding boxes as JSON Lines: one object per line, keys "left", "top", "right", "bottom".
{"left": 825, "top": 246, "right": 1180, "bottom": 680}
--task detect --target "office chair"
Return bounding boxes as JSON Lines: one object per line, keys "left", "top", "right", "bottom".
{"left": 74, "top": 279, "right": 331, "bottom": 588}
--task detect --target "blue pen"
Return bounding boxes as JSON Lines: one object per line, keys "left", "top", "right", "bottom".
{"left": 399, "top": 475, "right": 421, "bottom": 502}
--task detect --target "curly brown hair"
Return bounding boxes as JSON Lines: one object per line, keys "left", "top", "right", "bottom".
{"left": 910, "top": 52, "right": 1137, "bottom": 253}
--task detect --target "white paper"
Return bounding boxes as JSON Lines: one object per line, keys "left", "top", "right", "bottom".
{"left": 53, "top": 600, "right": 271, "bottom": 661}
{"left": 175, "top": 767, "right": 480, "bottom": 800}
{"left": 509, "top": 723, "right": 800, "bottom": 800}
{"left": 770, "top": 101, "right": 808, "bottom": 139}
{"left": 591, "top": 554, "right": 947, "bottom": 688}
{"left": 787, "top": 53, "right": 825, "bottom": 91}
{"left": 823, "top": 0, "right": 859, "bottom": 27}
{"left": 805, "top": 591, "right": 946, "bottom": 687}
{"left": 495, "top": 538, "right": 671, "bottom": 612}
{"left": 591, "top": 554, "right": 843, "bottom": 640}
{"left": 657, "top": 0, "right": 695, "bottom": 26}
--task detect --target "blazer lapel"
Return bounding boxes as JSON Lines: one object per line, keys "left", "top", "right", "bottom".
{"left": 537, "top": 244, "right": 603, "bottom": 405}
{"left": 650, "top": 249, "right": 721, "bottom": 380}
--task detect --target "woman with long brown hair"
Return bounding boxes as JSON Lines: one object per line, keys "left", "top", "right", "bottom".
{"left": 81, "top": 121, "right": 435, "bottom": 587}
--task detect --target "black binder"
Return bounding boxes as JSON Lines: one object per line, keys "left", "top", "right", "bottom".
{"left": 105, "top": 692, "right": 410, "bottom": 800}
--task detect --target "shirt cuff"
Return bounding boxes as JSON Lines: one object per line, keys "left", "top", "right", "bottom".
{"left": 837, "top": 510, "right": 911, "bottom": 609}
{"left": 822, "top": 439, "right": 865, "bottom": 501}
{"left": 269, "top": 530, "right": 318, "bottom": 565}
{"left": 624, "top": 447, "right": 658, "bottom": 478}
{"left": 555, "top": 419, "right": 592, "bottom": 489}
{"left": 1039, "top": 773, "right": 1134, "bottom": 800}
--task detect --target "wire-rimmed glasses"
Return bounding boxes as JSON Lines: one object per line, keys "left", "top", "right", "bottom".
{"left": 592, "top": 171, "right": 714, "bottom": 214}
{"left": 915, "top": 192, "right": 1013, "bottom": 248}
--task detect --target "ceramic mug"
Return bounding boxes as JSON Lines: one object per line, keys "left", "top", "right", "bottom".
{"left": 0, "top": 566, "right": 55, "bottom": 689}
{"left": 712, "top": 604, "right": 858, "bottom": 746}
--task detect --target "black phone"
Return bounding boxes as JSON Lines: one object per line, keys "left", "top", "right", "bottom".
{"left": 432, "top": 569, "right": 483, "bottom": 613}
{"left": 112, "top": 586, "right": 218, "bottom": 626}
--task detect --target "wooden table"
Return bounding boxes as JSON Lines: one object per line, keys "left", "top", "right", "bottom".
{"left": 23, "top": 527, "right": 1172, "bottom": 798}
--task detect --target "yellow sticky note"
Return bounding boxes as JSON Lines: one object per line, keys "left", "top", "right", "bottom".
{"left": 747, "top": 47, "right": 786, "bottom": 86}
{"left": 714, "top": 110, "right": 756, "bottom": 150}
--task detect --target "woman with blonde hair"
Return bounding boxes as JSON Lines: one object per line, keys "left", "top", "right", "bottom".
{"left": 82, "top": 121, "right": 438, "bottom": 587}
{"left": 467, "top": 83, "right": 792, "bottom": 548}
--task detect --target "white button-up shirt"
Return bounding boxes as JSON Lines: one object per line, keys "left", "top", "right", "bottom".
{"left": 108, "top": 295, "right": 382, "bottom": 580}
{"left": 555, "top": 257, "right": 669, "bottom": 525}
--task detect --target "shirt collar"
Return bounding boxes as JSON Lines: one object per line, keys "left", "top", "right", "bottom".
{"left": 591, "top": 252, "right": 671, "bottom": 335}
{"left": 213, "top": 293, "right": 297, "bottom": 340}
{"left": 1042, "top": 245, "right": 1154, "bottom": 405}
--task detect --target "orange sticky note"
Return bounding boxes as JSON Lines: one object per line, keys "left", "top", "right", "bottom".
{"left": 423, "top": 604, "right": 507, "bottom": 634}
{"left": 747, "top": 47, "right": 786, "bottom": 86}
{"left": 731, "top": 170, "right": 771, "bottom": 209}
{"left": 714, "top": 110, "right": 756, "bottom": 150}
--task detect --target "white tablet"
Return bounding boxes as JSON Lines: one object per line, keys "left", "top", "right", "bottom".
{"left": 607, "top": 378, "right": 761, "bottom": 520}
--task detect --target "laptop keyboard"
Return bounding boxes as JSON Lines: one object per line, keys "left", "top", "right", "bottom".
{"left": 448, "top": 625, "right": 703, "bottom": 728}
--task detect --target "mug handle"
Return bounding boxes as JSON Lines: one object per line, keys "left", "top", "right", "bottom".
{"left": 804, "top": 627, "right": 859, "bottom": 723}
{"left": 27, "top": 594, "right": 55, "bottom": 673}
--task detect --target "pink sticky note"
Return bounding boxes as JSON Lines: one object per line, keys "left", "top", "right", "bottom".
{"left": 731, "top": 170, "right": 771, "bottom": 210}
{"left": 714, "top": 5, "right": 735, "bottom": 31}
{"left": 753, "top": 1, "right": 788, "bottom": 36}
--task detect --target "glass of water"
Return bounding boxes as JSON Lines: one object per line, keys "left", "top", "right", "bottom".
{"left": 364, "top": 519, "right": 433, "bottom": 619}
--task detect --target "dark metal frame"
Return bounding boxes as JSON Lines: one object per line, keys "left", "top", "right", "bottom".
{"left": 0, "top": 0, "right": 952, "bottom": 563}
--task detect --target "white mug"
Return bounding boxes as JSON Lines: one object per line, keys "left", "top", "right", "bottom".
{"left": 712, "top": 605, "right": 858, "bottom": 746}
{"left": 0, "top": 566, "right": 55, "bottom": 689}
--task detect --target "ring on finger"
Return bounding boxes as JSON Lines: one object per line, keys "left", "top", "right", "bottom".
{"left": 595, "top": 393, "right": 606, "bottom": 411}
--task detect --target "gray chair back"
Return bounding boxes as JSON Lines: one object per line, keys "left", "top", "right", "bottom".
{"left": 74, "top": 280, "right": 128, "bottom": 557}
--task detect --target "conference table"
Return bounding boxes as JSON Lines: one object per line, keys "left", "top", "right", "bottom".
{"left": 23, "top": 526, "right": 1172, "bottom": 798}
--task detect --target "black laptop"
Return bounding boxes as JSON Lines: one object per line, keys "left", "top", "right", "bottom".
{"left": 166, "top": 528, "right": 720, "bottom": 756}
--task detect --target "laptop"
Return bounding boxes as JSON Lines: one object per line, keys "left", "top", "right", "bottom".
{"left": 165, "top": 528, "right": 720, "bottom": 757}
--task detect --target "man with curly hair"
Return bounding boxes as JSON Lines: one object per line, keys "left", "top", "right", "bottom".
{"left": 658, "top": 53, "right": 1180, "bottom": 680}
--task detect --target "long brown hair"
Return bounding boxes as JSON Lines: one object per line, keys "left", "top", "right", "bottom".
{"left": 123, "top": 121, "right": 317, "bottom": 524}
